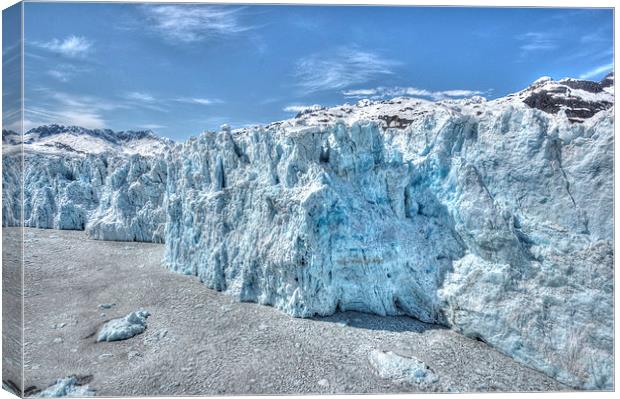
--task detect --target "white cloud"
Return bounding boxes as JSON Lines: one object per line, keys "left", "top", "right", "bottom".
{"left": 295, "top": 47, "right": 399, "bottom": 93}
{"left": 175, "top": 97, "right": 220, "bottom": 106}
{"left": 341, "top": 89, "right": 380, "bottom": 97}
{"left": 343, "top": 86, "right": 484, "bottom": 101}
{"left": 47, "top": 69, "right": 71, "bottom": 82}
{"left": 35, "top": 36, "right": 92, "bottom": 58}
{"left": 283, "top": 104, "right": 322, "bottom": 113}
{"left": 516, "top": 32, "right": 557, "bottom": 52}
{"left": 125, "top": 91, "right": 156, "bottom": 103}
{"left": 141, "top": 5, "right": 253, "bottom": 43}
{"left": 122, "top": 91, "right": 169, "bottom": 112}
{"left": 440, "top": 89, "right": 484, "bottom": 98}
{"left": 124, "top": 92, "right": 221, "bottom": 111}
{"left": 3, "top": 107, "right": 23, "bottom": 132}
{"left": 26, "top": 106, "right": 106, "bottom": 130}
{"left": 579, "top": 63, "right": 614, "bottom": 80}
{"left": 46, "top": 64, "right": 90, "bottom": 83}
{"left": 580, "top": 27, "right": 612, "bottom": 44}
{"left": 24, "top": 90, "right": 129, "bottom": 130}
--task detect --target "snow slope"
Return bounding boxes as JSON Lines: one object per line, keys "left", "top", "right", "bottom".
{"left": 164, "top": 73, "right": 613, "bottom": 389}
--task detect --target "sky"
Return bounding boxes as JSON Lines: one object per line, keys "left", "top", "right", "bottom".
{"left": 11, "top": 3, "right": 616, "bottom": 140}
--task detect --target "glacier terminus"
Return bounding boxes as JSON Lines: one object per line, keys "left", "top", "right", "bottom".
{"left": 2, "top": 74, "right": 614, "bottom": 391}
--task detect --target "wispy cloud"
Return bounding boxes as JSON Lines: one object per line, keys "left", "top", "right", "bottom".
{"left": 24, "top": 86, "right": 225, "bottom": 131}
{"left": 579, "top": 62, "right": 614, "bottom": 80}
{"left": 25, "top": 90, "right": 123, "bottom": 129}
{"left": 517, "top": 32, "right": 557, "bottom": 53}
{"left": 34, "top": 35, "right": 93, "bottom": 58}
{"left": 123, "top": 92, "right": 222, "bottom": 111}
{"left": 174, "top": 97, "right": 221, "bottom": 106}
{"left": 23, "top": 87, "right": 180, "bottom": 130}
{"left": 137, "top": 124, "right": 166, "bottom": 130}
{"left": 580, "top": 29, "right": 611, "bottom": 44}
{"left": 47, "top": 69, "right": 72, "bottom": 82}
{"left": 441, "top": 89, "right": 484, "bottom": 97}
{"left": 342, "top": 86, "right": 485, "bottom": 101}
{"left": 283, "top": 104, "right": 322, "bottom": 113}
{"left": 46, "top": 64, "right": 89, "bottom": 82}
{"left": 122, "top": 91, "right": 171, "bottom": 112}
{"left": 125, "top": 91, "right": 156, "bottom": 103}
{"left": 25, "top": 108, "right": 106, "bottom": 130}
{"left": 295, "top": 47, "right": 400, "bottom": 93}
{"left": 140, "top": 5, "right": 254, "bottom": 43}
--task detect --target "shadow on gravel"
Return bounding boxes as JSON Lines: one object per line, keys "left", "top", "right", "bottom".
{"left": 313, "top": 310, "right": 445, "bottom": 333}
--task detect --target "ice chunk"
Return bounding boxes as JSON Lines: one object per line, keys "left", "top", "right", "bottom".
{"left": 97, "top": 310, "right": 150, "bottom": 342}
{"left": 35, "top": 376, "right": 94, "bottom": 397}
{"left": 368, "top": 349, "right": 438, "bottom": 385}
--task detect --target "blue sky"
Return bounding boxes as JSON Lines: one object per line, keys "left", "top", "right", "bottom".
{"left": 19, "top": 3, "right": 614, "bottom": 140}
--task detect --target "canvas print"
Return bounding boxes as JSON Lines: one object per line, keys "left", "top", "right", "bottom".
{"left": 1, "top": 1, "right": 615, "bottom": 396}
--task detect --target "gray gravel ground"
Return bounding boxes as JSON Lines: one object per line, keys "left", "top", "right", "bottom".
{"left": 2, "top": 226, "right": 23, "bottom": 394}
{"left": 10, "top": 227, "right": 568, "bottom": 396}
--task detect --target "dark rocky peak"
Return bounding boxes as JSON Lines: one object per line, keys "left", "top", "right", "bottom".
{"left": 521, "top": 76, "right": 614, "bottom": 123}
{"left": 601, "top": 72, "right": 614, "bottom": 88}
{"left": 2, "top": 129, "right": 20, "bottom": 144}
{"left": 558, "top": 78, "right": 603, "bottom": 93}
{"left": 114, "top": 130, "right": 158, "bottom": 142}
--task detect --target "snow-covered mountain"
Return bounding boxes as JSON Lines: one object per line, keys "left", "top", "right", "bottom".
{"left": 264, "top": 72, "right": 613, "bottom": 130}
{"left": 2, "top": 73, "right": 614, "bottom": 389}
{"left": 20, "top": 124, "right": 172, "bottom": 156}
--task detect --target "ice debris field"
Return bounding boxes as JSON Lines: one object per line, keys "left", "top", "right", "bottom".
{"left": 2, "top": 74, "right": 614, "bottom": 390}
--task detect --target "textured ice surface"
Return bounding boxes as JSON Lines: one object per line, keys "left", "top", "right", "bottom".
{"left": 86, "top": 155, "right": 168, "bottom": 242}
{"left": 163, "top": 75, "right": 613, "bottom": 389}
{"left": 96, "top": 310, "right": 150, "bottom": 342}
{"left": 35, "top": 376, "right": 94, "bottom": 397}
{"left": 368, "top": 350, "right": 438, "bottom": 386}
{"left": 2, "top": 126, "right": 170, "bottom": 242}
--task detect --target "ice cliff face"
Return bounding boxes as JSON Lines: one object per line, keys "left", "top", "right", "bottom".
{"left": 163, "top": 74, "right": 613, "bottom": 389}
{"left": 2, "top": 125, "right": 170, "bottom": 242}
{"left": 1, "top": 75, "right": 613, "bottom": 389}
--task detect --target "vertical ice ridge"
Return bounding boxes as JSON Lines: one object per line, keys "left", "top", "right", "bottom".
{"left": 163, "top": 104, "right": 613, "bottom": 389}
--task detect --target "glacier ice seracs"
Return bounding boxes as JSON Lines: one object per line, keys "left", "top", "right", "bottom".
{"left": 2, "top": 125, "right": 170, "bottom": 242}
{"left": 162, "top": 74, "right": 614, "bottom": 389}
{"left": 1, "top": 74, "right": 614, "bottom": 389}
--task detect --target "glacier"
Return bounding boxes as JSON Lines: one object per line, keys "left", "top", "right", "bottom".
{"left": 2, "top": 74, "right": 614, "bottom": 390}
{"left": 2, "top": 125, "right": 170, "bottom": 242}
{"left": 162, "top": 75, "right": 614, "bottom": 389}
